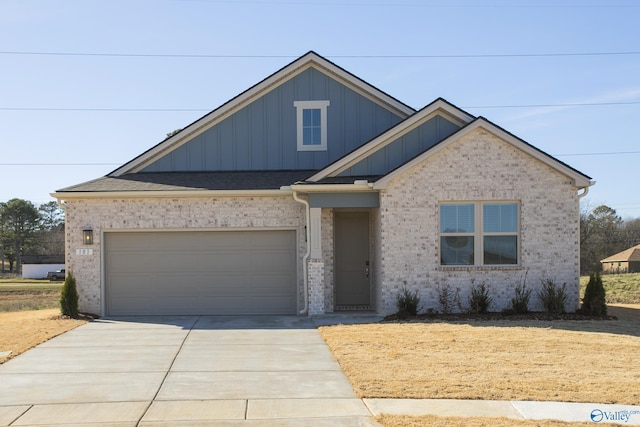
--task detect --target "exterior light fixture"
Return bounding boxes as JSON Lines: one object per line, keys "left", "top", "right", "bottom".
{"left": 82, "top": 227, "right": 93, "bottom": 245}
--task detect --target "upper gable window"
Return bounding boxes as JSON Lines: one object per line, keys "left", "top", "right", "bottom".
{"left": 294, "top": 100, "right": 330, "bottom": 151}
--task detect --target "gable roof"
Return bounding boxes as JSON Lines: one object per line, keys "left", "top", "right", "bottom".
{"left": 371, "top": 116, "right": 593, "bottom": 190}
{"left": 601, "top": 244, "right": 640, "bottom": 263}
{"left": 307, "top": 98, "right": 475, "bottom": 182}
{"left": 110, "top": 51, "right": 416, "bottom": 177}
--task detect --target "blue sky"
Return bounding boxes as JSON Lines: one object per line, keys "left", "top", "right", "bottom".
{"left": 1, "top": 0, "right": 639, "bottom": 218}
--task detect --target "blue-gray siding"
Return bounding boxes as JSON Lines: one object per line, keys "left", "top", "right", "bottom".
{"left": 338, "top": 115, "right": 461, "bottom": 177}
{"left": 142, "top": 67, "right": 407, "bottom": 172}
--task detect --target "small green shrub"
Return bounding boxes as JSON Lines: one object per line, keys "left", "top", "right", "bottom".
{"left": 60, "top": 271, "right": 79, "bottom": 318}
{"left": 396, "top": 286, "right": 420, "bottom": 317}
{"left": 468, "top": 282, "right": 492, "bottom": 314}
{"left": 511, "top": 279, "right": 532, "bottom": 314}
{"left": 582, "top": 272, "right": 607, "bottom": 316}
{"left": 537, "top": 279, "right": 567, "bottom": 314}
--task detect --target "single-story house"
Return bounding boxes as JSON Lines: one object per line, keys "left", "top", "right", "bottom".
{"left": 601, "top": 244, "right": 640, "bottom": 274}
{"left": 52, "top": 51, "right": 594, "bottom": 317}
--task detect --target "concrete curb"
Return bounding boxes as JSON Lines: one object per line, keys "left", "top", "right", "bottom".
{"left": 364, "top": 398, "right": 640, "bottom": 425}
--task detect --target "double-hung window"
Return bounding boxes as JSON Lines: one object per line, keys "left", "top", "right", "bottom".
{"left": 440, "top": 202, "right": 519, "bottom": 266}
{"left": 294, "top": 100, "right": 329, "bottom": 151}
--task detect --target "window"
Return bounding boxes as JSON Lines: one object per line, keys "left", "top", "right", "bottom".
{"left": 440, "top": 202, "right": 519, "bottom": 266}
{"left": 294, "top": 100, "right": 330, "bottom": 151}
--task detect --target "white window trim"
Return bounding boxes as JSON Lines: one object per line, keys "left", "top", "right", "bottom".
{"left": 294, "top": 100, "right": 330, "bottom": 151}
{"left": 439, "top": 201, "right": 521, "bottom": 267}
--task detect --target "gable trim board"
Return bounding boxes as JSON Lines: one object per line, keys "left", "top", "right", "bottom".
{"left": 110, "top": 51, "right": 415, "bottom": 176}
{"left": 372, "top": 117, "right": 593, "bottom": 190}
{"left": 53, "top": 51, "right": 594, "bottom": 317}
{"left": 307, "top": 98, "right": 475, "bottom": 182}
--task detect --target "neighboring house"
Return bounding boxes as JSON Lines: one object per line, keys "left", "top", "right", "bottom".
{"left": 601, "top": 244, "right": 640, "bottom": 274}
{"left": 52, "top": 51, "right": 594, "bottom": 317}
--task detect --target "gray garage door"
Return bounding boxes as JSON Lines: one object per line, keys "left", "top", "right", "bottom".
{"left": 104, "top": 230, "right": 297, "bottom": 316}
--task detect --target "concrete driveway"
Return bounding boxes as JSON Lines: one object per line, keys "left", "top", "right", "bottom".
{"left": 0, "top": 316, "right": 379, "bottom": 426}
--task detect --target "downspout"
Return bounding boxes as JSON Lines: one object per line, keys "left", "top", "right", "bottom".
{"left": 577, "top": 185, "right": 590, "bottom": 199}
{"left": 292, "top": 190, "right": 310, "bottom": 315}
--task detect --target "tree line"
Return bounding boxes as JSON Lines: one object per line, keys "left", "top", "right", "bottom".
{"left": 0, "top": 198, "right": 638, "bottom": 275}
{"left": 580, "top": 204, "right": 640, "bottom": 274}
{"left": 0, "top": 198, "right": 64, "bottom": 273}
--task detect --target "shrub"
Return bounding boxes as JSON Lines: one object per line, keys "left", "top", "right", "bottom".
{"left": 60, "top": 271, "right": 79, "bottom": 318}
{"left": 468, "top": 282, "right": 492, "bottom": 314}
{"left": 396, "top": 286, "right": 420, "bottom": 317}
{"left": 436, "top": 282, "right": 454, "bottom": 314}
{"left": 511, "top": 278, "right": 532, "bottom": 314}
{"left": 537, "top": 279, "right": 567, "bottom": 314}
{"left": 582, "top": 272, "right": 607, "bottom": 316}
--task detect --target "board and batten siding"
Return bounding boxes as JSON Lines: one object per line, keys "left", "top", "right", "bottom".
{"left": 141, "top": 67, "right": 406, "bottom": 173}
{"left": 338, "top": 115, "right": 462, "bottom": 177}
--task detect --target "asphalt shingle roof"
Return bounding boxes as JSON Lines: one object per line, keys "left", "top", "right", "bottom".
{"left": 601, "top": 244, "right": 640, "bottom": 263}
{"left": 56, "top": 171, "right": 317, "bottom": 193}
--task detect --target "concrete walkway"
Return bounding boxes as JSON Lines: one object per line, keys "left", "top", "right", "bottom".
{"left": 1, "top": 315, "right": 639, "bottom": 426}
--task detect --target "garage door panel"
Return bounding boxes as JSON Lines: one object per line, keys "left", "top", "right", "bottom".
{"left": 108, "top": 275, "right": 152, "bottom": 297}
{"left": 251, "top": 251, "right": 296, "bottom": 272}
{"left": 105, "top": 230, "right": 296, "bottom": 316}
{"left": 250, "top": 296, "right": 295, "bottom": 313}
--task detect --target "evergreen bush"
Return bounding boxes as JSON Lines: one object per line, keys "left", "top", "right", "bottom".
{"left": 582, "top": 272, "right": 607, "bottom": 316}
{"left": 60, "top": 271, "right": 79, "bottom": 318}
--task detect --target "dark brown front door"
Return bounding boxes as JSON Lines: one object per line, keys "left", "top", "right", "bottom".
{"left": 334, "top": 211, "right": 371, "bottom": 308}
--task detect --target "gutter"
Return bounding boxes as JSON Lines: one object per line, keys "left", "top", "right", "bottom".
{"left": 577, "top": 181, "right": 596, "bottom": 199}
{"left": 289, "top": 180, "right": 374, "bottom": 193}
{"left": 291, "top": 190, "right": 310, "bottom": 315}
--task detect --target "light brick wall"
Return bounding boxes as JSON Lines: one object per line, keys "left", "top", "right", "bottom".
{"left": 308, "top": 259, "right": 325, "bottom": 315}
{"left": 377, "top": 128, "right": 582, "bottom": 315}
{"left": 321, "top": 208, "right": 335, "bottom": 312}
{"left": 64, "top": 195, "right": 305, "bottom": 315}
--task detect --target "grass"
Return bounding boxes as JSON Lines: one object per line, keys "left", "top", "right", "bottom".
{"left": 0, "top": 278, "right": 62, "bottom": 312}
{"left": 0, "top": 277, "right": 85, "bottom": 363}
{"left": 0, "top": 309, "right": 87, "bottom": 363}
{"left": 319, "top": 305, "right": 640, "bottom": 406}
{"left": 580, "top": 273, "right": 640, "bottom": 304}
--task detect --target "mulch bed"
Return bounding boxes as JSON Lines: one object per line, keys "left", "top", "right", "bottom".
{"left": 384, "top": 311, "right": 616, "bottom": 322}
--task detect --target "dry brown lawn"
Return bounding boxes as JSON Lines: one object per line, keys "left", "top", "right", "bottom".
{"left": 0, "top": 309, "right": 87, "bottom": 363}
{"left": 377, "top": 415, "right": 626, "bottom": 427}
{"left": 319, "top": 304, "right": 640, "bottom": 405}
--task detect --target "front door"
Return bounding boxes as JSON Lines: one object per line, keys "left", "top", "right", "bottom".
{"left": 334, "top": 211, "right": 371, "bottom": 309}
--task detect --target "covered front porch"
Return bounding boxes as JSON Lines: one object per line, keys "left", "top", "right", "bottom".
{"left": 290, "top": 183, "right": 380, "bottom": 315}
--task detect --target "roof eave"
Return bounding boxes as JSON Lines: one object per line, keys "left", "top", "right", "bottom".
{"left": 307, "top": 98, "right": 475, "bottom": 182}
{"left": 373, "top": 118, "right": 594, "bottom": 190}
{"left": 50, "top": 188, "right": 292, "bottom": 201}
